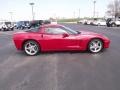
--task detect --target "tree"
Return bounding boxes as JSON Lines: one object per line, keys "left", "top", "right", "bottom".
{"left": 106, "top": 0, "right": 120, "bottom": 18}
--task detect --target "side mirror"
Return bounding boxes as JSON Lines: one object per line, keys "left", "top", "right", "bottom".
{"left": 62, "top": 33, "right": 69, "bottom": 38}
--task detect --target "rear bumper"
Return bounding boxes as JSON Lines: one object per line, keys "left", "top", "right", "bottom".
{"left": 13, "top": 39, "right": 23, "bottom": 50}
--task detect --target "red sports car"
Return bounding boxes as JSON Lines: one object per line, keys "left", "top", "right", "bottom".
{"left": 13, "top": 24, "right": 110, "bottom": 56}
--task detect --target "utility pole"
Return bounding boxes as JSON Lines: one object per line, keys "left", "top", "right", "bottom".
{"left": 29, "top": 2, "right": 35, "bottom": 20}
{"left": 93, "top": 0, "right": 96, "bottom": 18}
{"left": 73, "top": 11, "right": 75, "bottom": 18}
{"left": 78, "top": 9, "right": 80, "bottom": 19}
{"left": 9, "top": 12, "right": 13, "bottom": 22}
{"left": 96, "top": 12, "right": 99, "bottom": 18}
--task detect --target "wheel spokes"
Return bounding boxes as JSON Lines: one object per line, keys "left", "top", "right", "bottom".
{"left": 90, "top": 40, "right": 102, "bottom": 52}
{"left": 25, "top": 42, "right": 38, "bottom": 55}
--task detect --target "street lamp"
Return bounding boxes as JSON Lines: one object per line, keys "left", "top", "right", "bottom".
{"left": 78, "top": 9, "right": 80, "bottom": 19}
{"left": 93, "top": 0, "right": 96, "bottom": 18}
{"left": 73, "top": 11, "right": 75, "bottom": 18}
{"left": 29, "top": 2, "right": 35, "bottom": 20}
{"left": 9, "top": 12, "right": 13, "bottom": 22}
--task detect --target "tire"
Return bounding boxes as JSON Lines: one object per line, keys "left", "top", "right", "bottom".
{"left": 21, "top": 27, "right": 24, "bottom": 30}
{"left": 88, "top": 39, "right": 103, "bottom": 53}
{"left": 107, "top": 23, "right": 111, "bottom": 27}
{"left": 3, "top": 28, "right": 6, "bottom": 31}
{"left": 98, "top": 23, "right": 101, "bottom": 26}
{"left": 111, "top": 23, "right": 116, "bottom": 27}
{"left": 11, "top": 28, "right": 14, "bottom": 31}
{"left": 23, "top": 40, "right": 40, "bottom": 56}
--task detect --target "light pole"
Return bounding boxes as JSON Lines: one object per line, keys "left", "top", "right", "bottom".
{"left": 93, "top": 0, "right": 96, "bottom": 18}
{"left": 78, "top": 9, "right": 80, "bottom": 19}
{"left": 9, "top": 12, "right": 13, "bottom": 22}
{"left": 73, "top": 11, "right": 75, "bottom": 18}
{"left": 29, "top": 2, "right": 35, "bottom": 20}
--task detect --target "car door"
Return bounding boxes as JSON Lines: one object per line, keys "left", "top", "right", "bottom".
{"left": 41, "top": 27, "right": 80, "bottom": 51}
{"left": 41, "top": 27, "right": 67, "bottom": 51}
{"left": 62, "top": 34, "right": 80, "bottom": 50}
{"left": 58, "top": 26, "right": 80, "bottom": 50}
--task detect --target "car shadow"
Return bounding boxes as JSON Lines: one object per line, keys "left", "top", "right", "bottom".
{"left": 16, "top": 50, "right": 88, "bottom": 56}
{"left": 39, "top": 50, "right": 87, "bottom": 55}
{"left": 16, "top": 49, "right": 107, "bottom": 56}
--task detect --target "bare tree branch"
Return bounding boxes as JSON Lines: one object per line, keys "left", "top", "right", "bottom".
{"left": 106, "top": 0, "right": 120, "bottom": 18}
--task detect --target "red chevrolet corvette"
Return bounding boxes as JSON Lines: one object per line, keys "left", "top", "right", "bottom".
{"left": 13, "top": 24, "right": 110, "bottom": 56}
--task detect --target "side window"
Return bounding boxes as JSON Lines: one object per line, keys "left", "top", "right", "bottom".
{"left": 45, "top": 27, "right": 68, "bottom": 34}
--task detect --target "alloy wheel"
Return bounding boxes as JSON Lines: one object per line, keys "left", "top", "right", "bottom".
{"left": 24, "top": 41, "right": 39, "bottom": 56}
{"left": 89, "top": 39, "right": 103, "bottom": 53}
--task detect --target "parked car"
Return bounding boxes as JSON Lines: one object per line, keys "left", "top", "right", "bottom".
{"left": 86, "top": 20, "right": 94, "bottom": 25}
{"left": 77, "top": 19, "right": 87, "bottom": 25}
{"left": 0, "top": 22, "right": 14, "bottom": 31}
{"left": 29, "top": 20, "right": 44, "bottom": 28}
{"left": 77, "top": 20, "right": 82, "bottom": 24}
{"left": 13, "top": 24, "right": 110, "bottom": 56}
{"left": 43, "top": 20, "right": 51, "bottom": 24}
{"left": 106, "top": 18, "right": 120, "bottom": 27}
{"left": 106, "top": 18, "right": 112, "bottom": 27}
{"left": 16, "top": 21, "right": 30, "bottom": 30}
{"left": 93, "top": 19, "right": 106, "bottom": 26}
{"left": 50, "top": 20, "right": 57, "bottom": 24}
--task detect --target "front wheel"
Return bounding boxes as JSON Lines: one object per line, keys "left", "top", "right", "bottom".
{"left": 88, "top": 39, "right": 103, "bottom": 53}
{"left": 23, "top": 40, "right": 40, "bottom": 56}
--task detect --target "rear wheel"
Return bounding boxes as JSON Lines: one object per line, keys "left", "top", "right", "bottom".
{"left": 23, "top": 40, "right": 40, "bottom": 56}
{"left": 88, "top": 39, "right": 103, "bottom": 53}
{"left": 98, "top": 23, "right": 101, "bottom": 26}
{"left": 11, "top": 28, "right": 14, "bottom": 31}
{"left": 111, "top": 23, "right": 116, "bottom": 27}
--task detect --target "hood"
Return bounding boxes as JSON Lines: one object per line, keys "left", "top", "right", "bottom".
{"left": 80, "top": 31, "right": 101, "bottom": 36}
{"left": 79, "top": 31, "right": 109, "bottom": 40}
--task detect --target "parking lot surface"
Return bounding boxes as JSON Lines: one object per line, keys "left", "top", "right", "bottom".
{"left": 0, "top": 24, "right": 120, "bottom": 90}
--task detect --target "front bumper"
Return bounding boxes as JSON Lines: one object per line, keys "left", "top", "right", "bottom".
{"left": 104, "top": 40, "right": 110, "bottom": 48}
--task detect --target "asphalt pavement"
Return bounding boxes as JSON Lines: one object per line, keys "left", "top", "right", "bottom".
{"left": 0, "top": 24, "right": 120, "bottom": 90}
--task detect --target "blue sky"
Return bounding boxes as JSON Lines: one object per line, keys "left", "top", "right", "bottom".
{"left": 0, "top": 0, "right": 111, "bottom": 21}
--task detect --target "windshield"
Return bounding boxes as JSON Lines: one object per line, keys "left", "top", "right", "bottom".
{"left": 61, "top": 26, "right": 79, "bottom": 34}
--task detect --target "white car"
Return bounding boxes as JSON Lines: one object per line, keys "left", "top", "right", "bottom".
{"left": 0, "top": 22, "right": 14, "bottom": 31}
{"left": 50, "top": 20, "right": 57, "bottom": 24}
{"left": 86, "top": 20, "right": 94, "bottom": 25}
{"left": 93, "top": 19, "right": 106, "bottom": 26}
{"left": 51, "top": 21, "right": 57, "bottom": 24}
{"left": 77, "top": 19, "right": 87, "bottom": 24}
{"left": 111, "top": 19, "right": 120, "bottom": 27}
